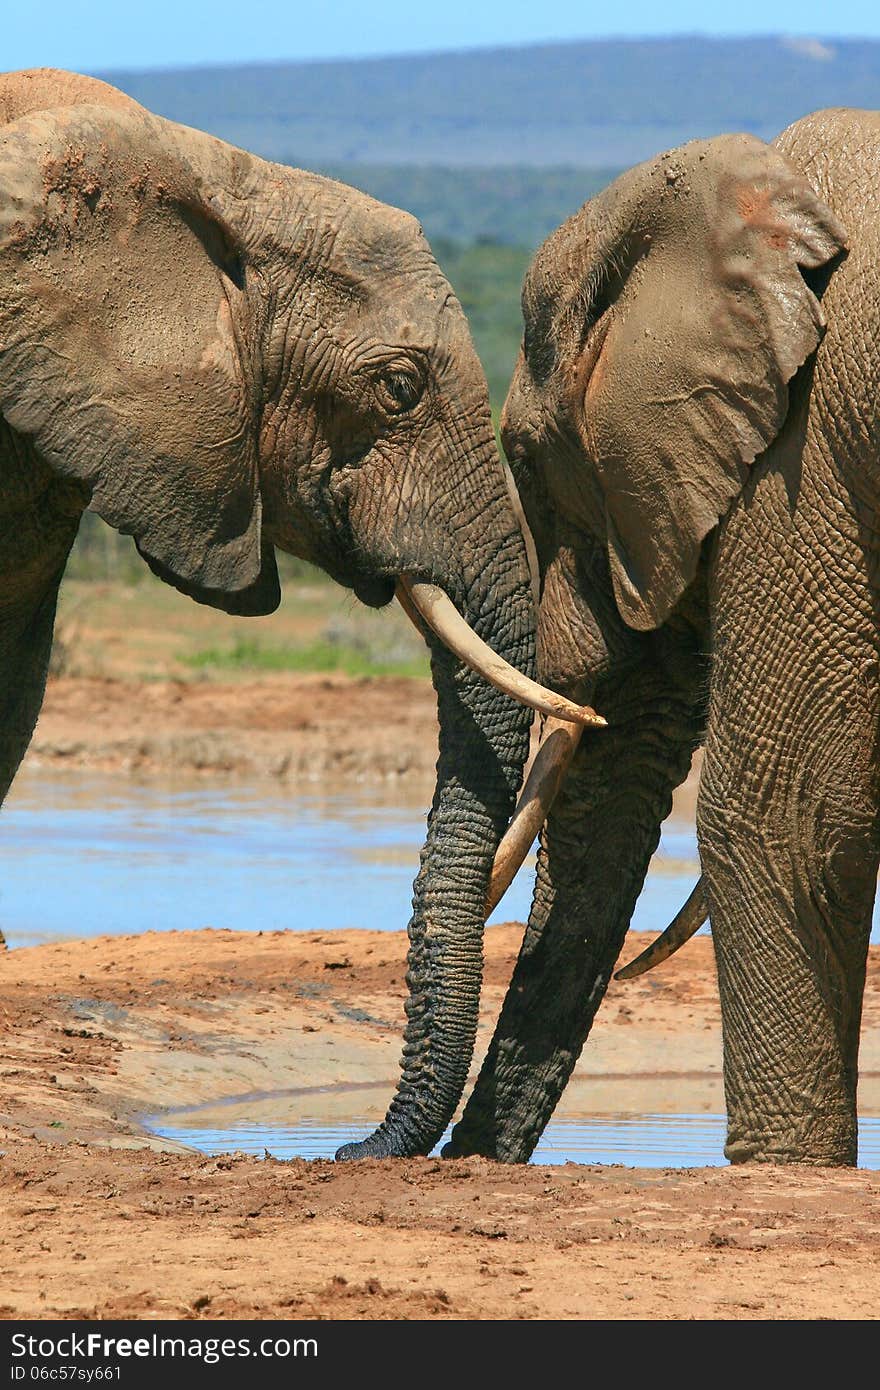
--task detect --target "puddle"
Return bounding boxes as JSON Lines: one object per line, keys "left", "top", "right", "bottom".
{"left": 147, "top": 1106, "right": 880, "bottom": 1169}
{"left": 0, "top": 767, "right": 702, "bottom": 948}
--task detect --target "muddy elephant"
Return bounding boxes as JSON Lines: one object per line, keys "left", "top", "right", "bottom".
{"left": 0, "top": 69, "right": 598, "bottom": 1157}
{"left": 448, "top": 108, "right": 880, "bottom": 1167}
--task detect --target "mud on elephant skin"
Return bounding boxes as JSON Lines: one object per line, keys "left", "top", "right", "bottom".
{"left": 0, "top": 68, "right": 599, "bottom": 1161}
{"left": 450, "top": 109, "right": 880, "bottom": 1167}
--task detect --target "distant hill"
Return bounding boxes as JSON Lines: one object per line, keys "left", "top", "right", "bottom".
{"left": 105, "top": 35, "right": 880, "bottom": 168}
{"left": 320, "top": 165, "right": 616, "bottom": 250}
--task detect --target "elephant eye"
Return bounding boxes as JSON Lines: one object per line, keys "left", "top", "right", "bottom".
{"left": 376, "top": 366, "right": 424, "bottom": 415}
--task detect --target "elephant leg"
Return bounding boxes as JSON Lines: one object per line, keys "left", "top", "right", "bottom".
{"left": 0, "top": 481, "right": 82, "bottom": 806}
{"left": 698, "top": 476, "right": 880, "bottom": 1165}
{"left": 447, "top": 680, "right": 702, "bottom": 1162}
{"left": 0, "top": 575, "right": 69, "bottom": 802}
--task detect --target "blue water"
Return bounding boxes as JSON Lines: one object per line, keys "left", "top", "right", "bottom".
{"left": 5, "top": 767, "right": 880, "bottom": 949}
{"left": 0, "top": 769, "right": 701, "bottom": 948}
{"left": 7, "top": 768, "right": 877, "bottom": 1169}
{"left": 148, "top": 1110, "right": 880, "bottom": 1169}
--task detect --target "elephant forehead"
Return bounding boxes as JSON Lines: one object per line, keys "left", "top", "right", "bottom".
{"left": 350, "top": 245, "right": 461, "bottom": 342}
{"left": 300, "top": 176, "right": 436, "bottom": 279}
{"left": 362, "top": 279, "right": 471, "bottom": 352}
{"left": 282, "top": 194, "right": 464, "bottom": 349}
{"left": 344, "top": 209, "right": 434, "bottom": 274}
{"left": 324, "top": 253, "right": 472, "bottom": 361}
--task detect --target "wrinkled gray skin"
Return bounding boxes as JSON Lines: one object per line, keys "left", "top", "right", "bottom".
{"left": 448, "top": 108, "right": 879, "bottom": 1167}
{"left": 0, "top": 70, "right": 536, "bottom": 1159}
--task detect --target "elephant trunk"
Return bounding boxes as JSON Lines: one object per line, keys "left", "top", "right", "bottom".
{"left": 336, "top": 543, "right": 536, "bottom": 1160}
{"left": 446, "top": 677, "right": 702, "bottom": 1163}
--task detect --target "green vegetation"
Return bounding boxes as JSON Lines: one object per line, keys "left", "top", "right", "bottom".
{"left": 435, "top": 239, "right": 530, "bottom": 407}
{"left": 182, "top": 636, "right": 428, "bottom": 679}
{"left": 67, "top": 512, "right": 146, "bottom": 583}
{"left": 321, "top": 166, "right": 613, "bottom": 250}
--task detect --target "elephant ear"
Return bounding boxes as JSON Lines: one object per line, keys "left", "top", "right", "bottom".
{"left": 578, "top": 134, "right": 847, "bottom": 630}
{"left": 0, "top": 102, "right": 279, "bottom": 615}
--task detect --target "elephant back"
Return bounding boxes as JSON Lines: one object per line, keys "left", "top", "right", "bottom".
{"left": 0, "top": 68, "right": 142, "bottom": 128}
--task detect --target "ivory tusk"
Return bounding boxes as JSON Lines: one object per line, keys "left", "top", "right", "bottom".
{"left": 487, "top": 718, "right": 583, "bottom": 914}
{"left": 614, "top": 877, "right": 709, "bottom": 981}
{"left": 396, "top": 577, "right": 605, "bottom": 729}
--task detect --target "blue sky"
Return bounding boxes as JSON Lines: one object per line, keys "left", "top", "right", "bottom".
{"left": 5, "top": 2, "right": 880, "bottom": 72}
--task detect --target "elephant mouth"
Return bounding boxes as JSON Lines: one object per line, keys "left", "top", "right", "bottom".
{"left": 351, "top": 573, "right": 396, "bottom": 608}
{"left": 346, "top": 567, "right": 605, "bottom": 731}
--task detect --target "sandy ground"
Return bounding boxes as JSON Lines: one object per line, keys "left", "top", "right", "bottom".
{"left": 3, "top": 925, "right": 880, "bottom": 1321}
{"left": 2, "top": 669, "right": 880, "bottom": 1320}
{"left": 29, "top": 674, "right": 441, "bottom": 783}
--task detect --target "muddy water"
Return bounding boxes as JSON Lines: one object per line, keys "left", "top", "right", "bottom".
{"left": 147, "top": 1097, "right": 880, "bottom": 1169}
{"left": 1, "top": 766, "right": 705, "bottom": 949}
{"left": 8, "top": 767, "right": 880, "bottom": 1168}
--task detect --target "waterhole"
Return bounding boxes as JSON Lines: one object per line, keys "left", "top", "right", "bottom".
{"left": 1, "top": 767, "right": 705, "bottom": 947}
{"left": 146, "top": 1098, "right": 880, "bottom": 1168}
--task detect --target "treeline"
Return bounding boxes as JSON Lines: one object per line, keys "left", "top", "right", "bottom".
{"left": 321, "top": 165, "right": 614, "bottom": 249}
{"left": 107, "top": 36, "right": 880, "bottom": 167}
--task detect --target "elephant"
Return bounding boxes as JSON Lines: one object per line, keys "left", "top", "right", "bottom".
{"left": 447, "top": 107, "right": 880, "bottom": 1167}
{"left": 0, "top": 68, "right": 599, "bottom": 1160}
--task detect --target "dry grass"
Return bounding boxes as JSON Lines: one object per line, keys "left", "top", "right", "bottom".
{"left": 54, "top": 576, "right": 427, "bottom": 682}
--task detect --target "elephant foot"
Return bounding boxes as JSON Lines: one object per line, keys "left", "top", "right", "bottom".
{"left": 724, "top": 1127, "right": 857, "bottom": 1167}
{"left": 442, "top": 1112, "right": 538, "bottom": 1163}
{"left": 335, "top": 1133, "right": 396, "bottom": 1161}
{"left": 335, "top": 1122, "right": 428, "bottom": 1161}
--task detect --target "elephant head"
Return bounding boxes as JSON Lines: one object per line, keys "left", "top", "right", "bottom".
{"left": 447, "top": 132, "right": 848, "bottom": 1162}
{"left": 0, "top": 69, "right": 600, "bottom": 1159}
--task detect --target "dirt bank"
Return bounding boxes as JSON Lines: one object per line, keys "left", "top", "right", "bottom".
{"left": 30, "top": 676, "right": 708, "bottom": 827}
{"left": 2, "top": 927, "right": 880, "bottom": 1320}
{"left": 4, "top": 666, "right": 876, "bottom": 1321}
{"left": 29, "top": 675, "right": 441, "bottom": 783}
